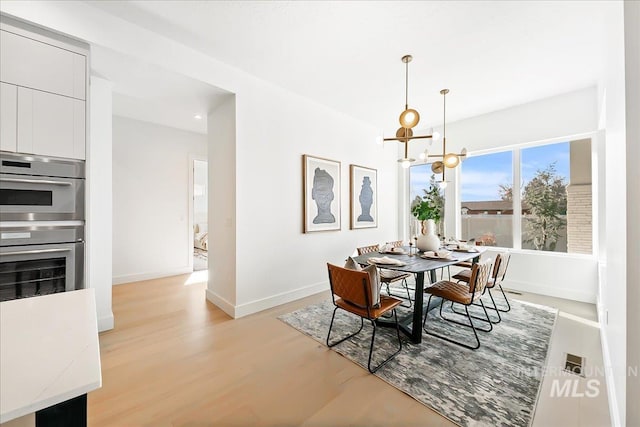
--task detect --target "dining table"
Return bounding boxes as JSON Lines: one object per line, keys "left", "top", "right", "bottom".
{"left": 353, "top": 246, "right": 485, "bottom": 344}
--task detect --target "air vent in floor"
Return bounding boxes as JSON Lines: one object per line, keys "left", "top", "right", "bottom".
{"left": 564, "top": 353, "right": 585, "bottom": 376}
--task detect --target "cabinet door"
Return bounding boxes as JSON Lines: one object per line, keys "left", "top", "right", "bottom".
{"left": 0, "top": 82, "right": 17, "bottom": 152}
{"left": 0, "top": 30, "right": 86, "bottom": 100}
{"left": 17, "top": 88, "right": 85, "bottom": 159}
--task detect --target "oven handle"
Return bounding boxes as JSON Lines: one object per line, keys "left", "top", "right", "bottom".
{"left": 1, "top": 178, "right": 72, "bottom": 186}
{"left": 1, "top": 248, "right": 72, "bottom": 256}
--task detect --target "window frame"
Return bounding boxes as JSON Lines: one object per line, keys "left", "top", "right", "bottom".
{"left": 455, "top": 133, "right": 596, "bottom": 258}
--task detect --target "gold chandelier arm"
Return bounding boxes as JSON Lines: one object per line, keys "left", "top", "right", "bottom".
{"left": 425, "top": 152, "right": 466, "bottom": 158}
{"left": 403, "top": 54, "right": 411, "bottom": 110}
{"left": 383, "top": 134, "right": 433, "bottom": 142}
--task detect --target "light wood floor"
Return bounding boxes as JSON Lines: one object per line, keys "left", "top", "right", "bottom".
{"left": 89, "top": 274, "right": 454, "bottom": 427}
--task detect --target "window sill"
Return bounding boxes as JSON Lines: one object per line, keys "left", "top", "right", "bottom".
{"left": 481, "top": 246, "right": 596, "bottom": 260}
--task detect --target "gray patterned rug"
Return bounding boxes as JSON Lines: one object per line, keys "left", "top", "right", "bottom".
{"left": 279, "top": 297, "right": 557, "bottom": 427}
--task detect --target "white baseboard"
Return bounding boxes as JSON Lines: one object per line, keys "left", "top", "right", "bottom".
{"left": 234, "top": 281, "right": 328, "bottom": 318}
{"left": 98, "top": 312, "right": 114, "bottom": 332}
{"left": 205, "top": 289, "right": 235, "bottom": 318}
{"left": 205, "top": 281, "right": 328, "bottom": 319}
{"left": 504, "top": 279, "right": 596, "bottom": 304}
{"left": 598, "top": 300, "right": 622, "bottom": 427}
{"left": 112, "top": 266, "right": 193, "bottom": 285}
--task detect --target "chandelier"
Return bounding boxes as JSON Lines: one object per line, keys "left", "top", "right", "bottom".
{"left": 382, "top": 55, "right": 467, "bottom": 186}
{"left": 422, "top": 89, "right": 467, "bottom": 188}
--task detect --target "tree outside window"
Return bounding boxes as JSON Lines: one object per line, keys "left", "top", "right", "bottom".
{"left": 458, "top": 139, "right": 591, "bottom": 254}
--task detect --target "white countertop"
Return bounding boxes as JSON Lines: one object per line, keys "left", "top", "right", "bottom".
{"left": 0, "top": 289, "right": 102, "bottom": 423}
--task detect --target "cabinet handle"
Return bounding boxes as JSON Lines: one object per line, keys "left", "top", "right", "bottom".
{"left": 1, "top": 248, "right": 72, "bottom": 256}
{"left": 1, "top": 178, "right": 72, "bottom": 186}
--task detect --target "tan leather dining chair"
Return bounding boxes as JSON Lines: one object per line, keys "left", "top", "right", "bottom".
{"left": 357, "top": 244, "right": 412, "bottom": 307}
{"left": 387, "top": 240, "right": 403, "bottom": 248}
{"left": 423, "top": 260, "right": 493, "bottom": 350}
{"left": 326, "top": 263, "right": 403, "bottom": 373}
{"left": 452, "top": 252, "right": 512, "bottom": 323}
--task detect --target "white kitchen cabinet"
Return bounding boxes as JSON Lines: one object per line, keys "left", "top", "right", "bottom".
{"left": 0, "top": 30, "right": 86, "bottom": 100}
{"left": 16, "top": 87, "right": 85, "bottom": 160}
{"left": 0, "top": 82, "right": 17, "bottom": 152}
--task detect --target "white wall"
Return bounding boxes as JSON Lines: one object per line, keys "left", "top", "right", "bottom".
{"left": 406, "top": 87, "right": 600, "bottom": 303}
{"left": 0, "top": 2, "right": 400, "bottom": 318}
{"left": 193, "top": 159, "right": 207, "bottom": 225}
{"left": 624, "top": 3, "right": 640, "bottom": 425}
{"left": 483, "top": 249, "right": 597, "bottom": 302}
{"left": 206, "top": 96, "right": 237, "bottom": 312}
{"left": 205, "top": 82, "right": 397, "bottom": 318}
{"left": 88, "top": 76, "right": 114, "bottom": 331}
{"left": 599, "top": 2, "right": 628, "bottom": 425}
{"left": 112, "top": 116, "right": 207, "bottom": 284}
{"left": 408, "top": 86, "right": 598, "bottom": 158}
{"left": 231, "top": 80, "right": 394, "bottom": 317}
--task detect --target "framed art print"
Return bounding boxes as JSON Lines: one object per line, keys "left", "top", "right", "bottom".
{"left": 350, "top": 164, "right": 377, "bottom": 229}
{"left": 303, "top": 155, "right": 341, "bottom": 233}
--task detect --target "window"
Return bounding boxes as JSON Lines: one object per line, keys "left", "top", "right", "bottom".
{"left": 409, "top": 163, "right": 436, "bottom": 203}
{"left": 460, "top": 151, "right": 513, "bottom": 247}
{"left": 409, "top": 163, "right": 444, "bottom": 236}
{"left": 520, "top": 140, "right": 592, "bottom": 254}
{"left": 520, "top": 143, "right": 569, "bottom": 252}
{"left": 458, "top": 139, "right": 592, "bottom": 254}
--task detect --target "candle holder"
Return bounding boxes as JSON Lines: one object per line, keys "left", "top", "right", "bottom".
{"left": 408, "top": 241, "right": 414, "bottom": 256}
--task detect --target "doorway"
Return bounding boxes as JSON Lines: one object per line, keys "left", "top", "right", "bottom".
{"left": 192, "top": 159, "right": 208, "bottom": 271}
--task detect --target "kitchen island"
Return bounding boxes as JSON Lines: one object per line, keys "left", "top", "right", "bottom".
{"left": 0, "top": 289, "right": 102, "bottom": 426}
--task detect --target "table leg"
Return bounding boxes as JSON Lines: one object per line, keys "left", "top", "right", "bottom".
{"left": 409, "top": 272, "right": 425, "bottom": 344}
{"left": 36, "top": 393, "right": 87, "bottom": 427}
{"left": 379, "top": 270, "right": 440, "bottom": 344}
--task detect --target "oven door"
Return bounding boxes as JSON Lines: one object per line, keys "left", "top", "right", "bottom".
{"left": 0, "top": 242, "right": 84, "bottom": 302}
{"left": 0, "top": 173, "right": 84, "bottom": 221}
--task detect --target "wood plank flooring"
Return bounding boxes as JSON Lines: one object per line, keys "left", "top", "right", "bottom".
{"left": 89, "top": 274, "right": 453, "bottom": 426}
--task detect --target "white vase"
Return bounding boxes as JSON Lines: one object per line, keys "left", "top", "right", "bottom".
{"left": 417, "top": 219, "right": 440, "bottom": 252}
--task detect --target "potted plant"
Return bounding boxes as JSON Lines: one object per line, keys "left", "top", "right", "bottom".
{"left": 410, "top": 175, "right": 444, "bottom": 251}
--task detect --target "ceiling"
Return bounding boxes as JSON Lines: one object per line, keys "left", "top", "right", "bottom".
{"left": 86, "top": 0, "right": 611, "bottom": 134}
{"left": 91, "top": 46, "right": 230, "bottom": 134}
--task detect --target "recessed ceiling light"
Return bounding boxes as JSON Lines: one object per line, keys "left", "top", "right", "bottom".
{"left": 194, "top": 114, "right": 202, "bottom": 120}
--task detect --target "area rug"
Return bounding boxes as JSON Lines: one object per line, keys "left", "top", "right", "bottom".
{"left": 193, "top": 248, "right": 208, "bottom": 271}
{"left": 279, "top": 297, "right": 557, "bottom": 427}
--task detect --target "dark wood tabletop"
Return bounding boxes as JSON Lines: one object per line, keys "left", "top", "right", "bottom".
{"left": 353, "top": 248, "right": 483, "bottom": 274}
{"left": 353, "top": 246, "right": 485, "bottom": 344}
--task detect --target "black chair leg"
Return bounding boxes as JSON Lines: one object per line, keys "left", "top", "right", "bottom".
{"left": 423, "top": 295, "right": 481, "bottom": 350}
{"left": 403, "top": 278, "right": 412, "bottom": 308}
{"left": 327, "top": 307, "right": 364, "bottom": 347}
{"left": 439, "top": 266, "right": 451, "bottom": 280}
{"left": 384, "top": 280, "right": 412, "bottom": 309}
{"left": 486, "top": 290, "right": 502, "bottom": 323}
{"left": 368, "top": 310, "right": 403, "bottom": 373}
{"left": 451, "top": 290, "right": 501, "bottom": 324}
{"left": 496, "top": 284, "right": 512, "bottom": 312}
{"left": 446, "top": 300, "right": 493, "bottom": 332}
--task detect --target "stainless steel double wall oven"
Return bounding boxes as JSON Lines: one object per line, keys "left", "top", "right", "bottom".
{"left": 0, "top": 152, "right": 85, "bottom": 301}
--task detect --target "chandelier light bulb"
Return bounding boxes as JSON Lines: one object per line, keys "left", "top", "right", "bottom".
{"left": 401, "top": 159, "right": 412, "bottom": 169}
{"left": 432, "top": 131, "right": 441, "bottom": 142}
{"left": 419, "top": 149, "right": 428, "bottom": 160}
{"left": 375, "top": 135, "right": 384, "bottom": 145}
{"left": 437, "top": 181, "right": 448, "bottom": 189}
{"left": 444, "top": 153, "right": 460, "bottom": 168}
{"left": 431, "top": 161, "right": 444, "bottom": 174}
{"left": 399, "top": 108, "right": 420, "bottom": 129}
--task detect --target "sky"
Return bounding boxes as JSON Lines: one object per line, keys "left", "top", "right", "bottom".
{"left": 410, "top": 142, "right": 570, "bottom": 202}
